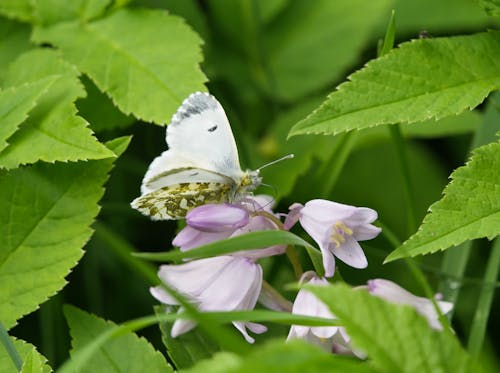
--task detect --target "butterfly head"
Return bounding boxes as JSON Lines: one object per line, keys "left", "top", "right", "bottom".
{"left": 240, "top": 169, "right": 262, "bottom": 192}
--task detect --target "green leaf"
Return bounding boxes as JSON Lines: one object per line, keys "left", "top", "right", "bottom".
{"left": 476, "top": 0, "right": 500, "bottom": 17}
{"left": 0, "top": 48, "right": 114, "bottom": 168}
{"left": 64, "top": 305, "right": 172, "bottom": 373}
{"left": 309, "top": 283, "right": 476, "bottom": 373}
{"left": 33, "top": 0, "right": 111, "bottom": 26}
{"left": 134, "top": 230, "right": 318, "bottom": 262}
{"left": 33, "top": 8, "right": 207, "bottom": 124}
{"left": 156, "top": 306, "right": 220, "bottom": 370}
{"left": 0, "top": 137, "right": 130, "bottom": 329}
{"left": 290, "top": 31, "right": 500, "bottom": 137}
{"left": 0, "top": 0, "right": 34, "bottom": 22}
{"left": 264, "top": 0, "right": 392, "bottom": 101}
{"left": 0, "top": 338, "right": 51, "bottom": 373}
{"left": 20, "top": 347, "right": 50, "bottom": 373}
{"left": 182, "top": 339, "right": 377, "bottom": 373}
{"left": 386, "top": 138, "right": 500, "bottom": 262}
{"left": 0, "top": 77, "right": 56, "bottom": 152}
{"left": 0, "top": 18, "right": 33, "bottom": 80}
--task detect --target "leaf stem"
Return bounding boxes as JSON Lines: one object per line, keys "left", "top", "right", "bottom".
{"left": 467, "top": 238, "right": 500, "bottom": 356}
{"left": 0, "top": 321, "right": 22, "bottom": 371}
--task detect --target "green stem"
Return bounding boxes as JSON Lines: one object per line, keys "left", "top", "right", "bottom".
{"left": 467, "top": 238, "right": 500, "bottom": 356}
{"left": 389, "top": 125, "right": 417, "bottom": 234}
{"left": 319, "top": 132, "right": 356, "bottom": 198}
{"left": 438, "top": 241, "right": 472, "bottom": 319}
{"left": 0, "top": 321, "right": 22, "bottom": 371}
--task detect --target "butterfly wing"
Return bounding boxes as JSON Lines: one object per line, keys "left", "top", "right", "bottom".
{"left": 132, "top": 92, "right": 245, "bottom": 220}
{"left": 131, "top": 169, "right": 236, "bottom": 220}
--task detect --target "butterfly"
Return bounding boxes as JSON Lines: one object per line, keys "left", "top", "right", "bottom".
{"left": 131, "top": 92, "right": 262, "bottom": 220}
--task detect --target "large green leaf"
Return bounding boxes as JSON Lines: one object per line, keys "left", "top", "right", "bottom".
{"left": 0, "top": 49, "right": 114, "bottom": 168}
{"left": 386, "top": 137, "right": 500, "bottom": 262}
{"left": 64, "top": 305, "right": 172, "bottom": 373}
{"left": 309, "top": 283, "right": 477, "bottom": 373}
{"left": 0, "top": 77, "right": 55, "bottom": 152}
{"left": 33, "top": 0, "right": 111, "bottom": 26}
{"left": 33, "top": 8, "right": 207, "bottom": 124}
{"left": 0, "top": 137, "right": 130, "bottom": 330}
{"left": 0, "top": 337, "right": 51, "bottom": 373}
{"left": 290, "top": 31, "right": 500, "bottom": 137}
{"left": 0, "top": 18, "right": 33, "bottom": 80}
{"left": 264, "top": 0, "right": 392, "bottom": 101}
{"left": 182, "top": 339, "right": 377, "bottom": 373}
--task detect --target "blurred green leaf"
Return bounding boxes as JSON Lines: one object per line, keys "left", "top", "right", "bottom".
{"left": 0, "top": 137, "right": 129, "bottom": 329}
{"left": 65, "top": 305, "right": 172, "bottom": 373}
{"left": 0, "top": 0, "right": 34, "bottom": 22}
{"left": 156, "top": 306, "right": 220, "bottom": 370}
{"left": 309, "top": 283, "right": 476, "bottom": 373}
{"left": 33, "top": 8, "right": 207, "bottom": 124}
{"left": 0, "top": 338, "right": 50, "bottom": 373}
{"left": 393, "top": 0, "right": 499, "bottom": 33}
{"left": 33, "top": 0, "right": 111, "bottom": 26}
{"left": 0, "top": 49, "right": 114, "bottom": 169}
{"left": 290, "top": 31, "right": 500, "bottom": 137}
{"left": 477, "top": 0, "right": 500, "bottom": 17}
{"left": 386, "top": 138, "right": 500, "bottom": 262}
{"left": 0, "top": 18, "right": 33, "bottom": 80}
{"left": 265, "top": 0, "right": 393, "bottom": 101}
{"left": 0, "top": 77, "right": 55, "bottom": 152}
{"left": 182, "top": 339, "right": 377, "bottom": 373}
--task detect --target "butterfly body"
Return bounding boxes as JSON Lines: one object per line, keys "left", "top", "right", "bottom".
{"left": 131, "top": 92, "right": 261, "bottom": 220}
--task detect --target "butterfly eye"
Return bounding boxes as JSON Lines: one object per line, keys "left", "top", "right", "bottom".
{"left": 207, "top": 125, "right": 218, "bottom": 132}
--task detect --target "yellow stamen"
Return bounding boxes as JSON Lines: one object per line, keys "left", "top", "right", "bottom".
{"left": 329, "top": 221, "right": 353, "bottom": 248}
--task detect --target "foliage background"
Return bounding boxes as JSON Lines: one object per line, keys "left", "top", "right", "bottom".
{"left": 0, "top": 0, "right": 499, "bottom": 371}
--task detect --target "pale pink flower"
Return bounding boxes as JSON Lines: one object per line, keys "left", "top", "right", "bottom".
{"left": 151, "top": 255, "right": 266, "bottom": 343}
{"left": 367, "top": 279, "right": 453, "bottom": 330}
{"left": 173, "top": 195, "right": 286, "bottom": 258}
{"left": 286, "top": 199, "right": 381, "bottom": 277}
{"left": 287, "top": 272, "right": 360, "bottom": 356}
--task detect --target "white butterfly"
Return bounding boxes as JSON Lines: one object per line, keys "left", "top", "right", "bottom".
{"left": 131, "top": 92, "right": 261, "bottom": 220}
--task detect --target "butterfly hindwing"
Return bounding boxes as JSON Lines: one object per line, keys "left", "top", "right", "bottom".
{"left": 131, "top": 180, "right": 234, "bottom": 220}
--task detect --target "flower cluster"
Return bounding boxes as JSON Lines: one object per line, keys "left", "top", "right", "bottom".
{"left": 150, "top": 194, "right": 453, "bottom": 351}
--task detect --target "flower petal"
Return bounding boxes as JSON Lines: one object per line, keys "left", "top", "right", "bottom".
{"left": 302, "top": 199, "right": 356, "bottom": 223}
{"left": 157, "top": 256, "right": 234, "bottom": 299}
{"left": 352, "top": 223, "right": 381, "bottom": 241}
{"left": 331, "top": 237, "right": 367, "bottom": 269}
{"left": 284, "top": 203, "right": 303, "bottom": 230}
{"left": 173, "top": 225, "right": 232, "bottom": 251}
{"left": 171, "top": 319, "right": 196, "bottom": 338}
{"left": 187, "top": 204, "right": 249, "bottom": 232}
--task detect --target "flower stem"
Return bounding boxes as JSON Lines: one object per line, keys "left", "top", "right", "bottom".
{"left": 388, "top": 124, "right": 417, "bottom": 235}
{"left": 286, "top": 245, "right": 304, "bottom": 280}
{"left": 260, "top": 280, "right": 293, "bottom": 312}
{"left": 254, "top": 210, "right": 304, "bottom": 279}
{"left": 467, "top": 238, "right": 500, "bottom": 356}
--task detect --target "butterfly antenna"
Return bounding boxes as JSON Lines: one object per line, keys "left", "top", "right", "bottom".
{"left": 257, "top": 154, "right": 294, "bottom": 171}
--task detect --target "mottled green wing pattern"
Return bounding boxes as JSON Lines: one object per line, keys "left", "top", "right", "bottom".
{"left": 131, "top": 182, "right": 233, "bottom": 220}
